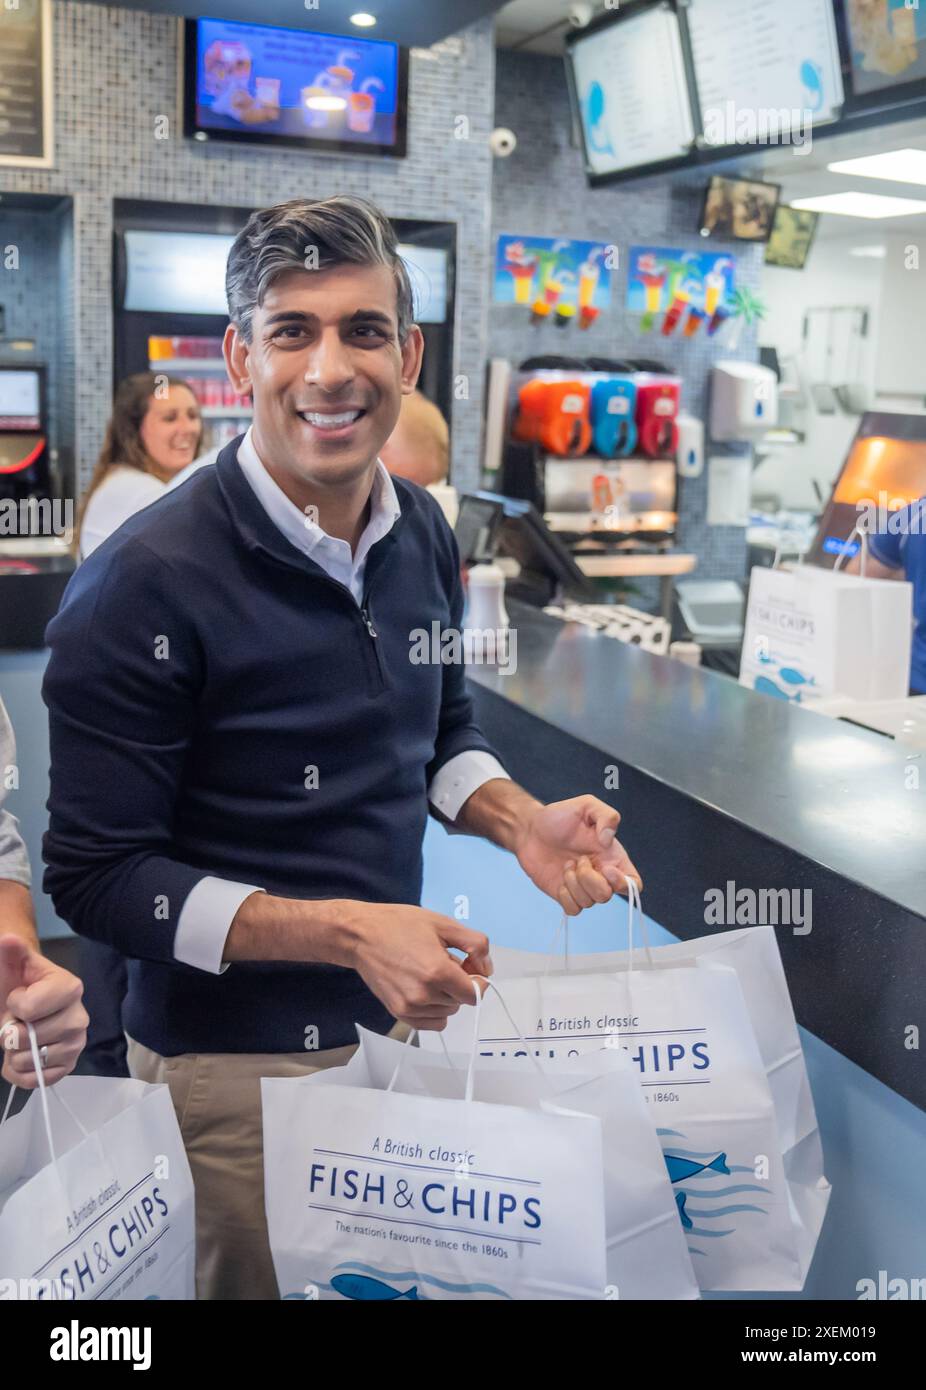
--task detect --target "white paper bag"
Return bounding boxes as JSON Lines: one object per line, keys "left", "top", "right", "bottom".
{"left": 261, "top": 1007, "right": 609, "bottom": 1301}
{"left": 739, "top": 562, "right": 912, "bottom": 702}
{"left": 430, "top": 903, "right": 830, "bottom": 1292}
{"left": 357, "top": 1023, "right": 699, "bottom": 1301}
{"left": 0, "top": 1073, "right": 196, "bottom": 1301}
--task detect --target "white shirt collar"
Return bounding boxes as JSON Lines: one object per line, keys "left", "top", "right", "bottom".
{"left": 236, "top": 426, "right": 401, "bottom": 576}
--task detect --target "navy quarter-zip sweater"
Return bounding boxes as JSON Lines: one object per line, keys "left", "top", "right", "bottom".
{"left": 42, "top": 439, "right": 499, "bottom": 1055}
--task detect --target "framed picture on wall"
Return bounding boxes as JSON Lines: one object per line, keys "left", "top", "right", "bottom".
{"left": 0, "top": 0, "right": 54, "bottom": 169}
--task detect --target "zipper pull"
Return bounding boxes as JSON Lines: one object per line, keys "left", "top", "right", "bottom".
{"left": 361, "top": 608, "right": 378, "bottom": 639}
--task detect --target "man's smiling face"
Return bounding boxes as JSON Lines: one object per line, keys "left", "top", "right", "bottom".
{"left": 224, "top": 261, "right": 423, "bottom": 493}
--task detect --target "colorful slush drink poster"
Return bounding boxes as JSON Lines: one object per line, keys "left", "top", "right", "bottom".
{"left": 626, "top": 247, "right": 735, "bottom": 316}
{"left": 193, "top": 18, "right": 400, "bottom": 148}
{"left": 493, "top": 236, "right": 612, "bottom": 309}
{"left": 846, "top": 0, "right": 926, "bottom": 93}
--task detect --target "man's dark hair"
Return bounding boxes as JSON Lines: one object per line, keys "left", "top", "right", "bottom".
{"left": 226, "top": 195, "right": 415, "bottom": 344}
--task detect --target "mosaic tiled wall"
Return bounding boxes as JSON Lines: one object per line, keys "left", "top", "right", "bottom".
{"left": 0, "top": 2, "right": 496, "bottom": 493}
{"left": 491, "top": 50, "right": 762, "bottom": 583}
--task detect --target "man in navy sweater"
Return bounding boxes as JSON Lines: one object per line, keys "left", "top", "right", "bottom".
{"left": 43, "top": 196, "right": 640, "bottom": 1300}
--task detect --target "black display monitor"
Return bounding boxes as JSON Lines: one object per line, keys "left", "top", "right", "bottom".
{"left": 838, "top": 0, "right": 926, "bottom": 108}
{"left": 183, "top": 17, "right": 408, "bottom": 157}
{"left": 807, "top": 412, "right": 926, "bottom": 568}
{"left": 460, "top": 491, "right": 596, "bottom": 607}
{"left": 454, "top": 494, "right": 504, "bottom": 567}
{"left": 699, "top": 175, "right": 781, "bottom": 242}
{"left": 765, "top": 205, "right": 820, "bottom": 269}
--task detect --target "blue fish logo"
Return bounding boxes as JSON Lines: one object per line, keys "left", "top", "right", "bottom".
{"left": 584, "top": 81, "right": 614, "bottom": 156}
{"left": 330, "top": 1273, "right": 419, "bottom": 1302}
{"left": 754, "top": 675, "right": 794, "bottom": 701}
{"left": 665, "top": 1152, "right": 729, "bottom": 1184}
{"left": 675, "top": 1192, "right": 692, "bottom": 1230}
{"left": 800, "top": 59, "right": 824, "bottom": 113}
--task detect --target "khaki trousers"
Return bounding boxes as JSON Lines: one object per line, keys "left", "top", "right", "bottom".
{"left": 126, "top": 1024, "right": 409, "bottom": 1301}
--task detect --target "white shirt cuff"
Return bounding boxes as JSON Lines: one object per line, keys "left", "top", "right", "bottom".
{"left": 173, "top": 877, "right": 265, "bottom": 974}
{"left": 428, "top": 750, "right": 510, "bottom": 824}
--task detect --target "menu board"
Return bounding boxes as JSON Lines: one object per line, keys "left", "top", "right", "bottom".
{"left": 845, "top": 0, "right": 926, "bottom": 97}
{"left": 688, "top": 0, "right": 844, "bottom": 137}
{"left": 569, "top": 5, "right": 694, "bottom": 177}
{"left": 0, "top": 0, "right": 52, "bottom": 167}
{"left": 124, "top": 231, "right": 236, "bottom": 316}
{"left": 397, "top": 245, "right": 448, "bottom": 325}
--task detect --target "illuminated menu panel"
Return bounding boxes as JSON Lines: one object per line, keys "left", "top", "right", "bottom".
{"left": 689, "top": 0, "right": 844, "bottom": 140}
{"left": 570, "top": 6, "right": 694, "bottom": 176}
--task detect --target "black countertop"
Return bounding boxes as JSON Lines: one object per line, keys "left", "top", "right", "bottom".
{"left": 469, "top": 602, "right": 925, "bottom": 921}
{"left": 467, "top": 602, "right": 926, "bottom": 1110}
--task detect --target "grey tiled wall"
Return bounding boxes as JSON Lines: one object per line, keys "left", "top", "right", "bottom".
{"left": 0, "top": 3, "right": 496, "bottom": 493}
{"left": 492, "top": 51, "right": 762, "bottom": 583}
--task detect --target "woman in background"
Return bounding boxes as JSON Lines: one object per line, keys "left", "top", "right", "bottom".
{"left": 71, "top": 373, "right": 202, "bottom": 1074}
{"left": 76, "top": 373, "right": 203, "bottom": 558}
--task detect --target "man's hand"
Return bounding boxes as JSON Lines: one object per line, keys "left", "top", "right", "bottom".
{"left": 341, "top": 904, "right": 491, "bottom": 1031}
{"left": 514, "top": 795, "right": 642, "bottom": 917}
{"left": 0, "top": 935, "right": 88, "bottom": 1088}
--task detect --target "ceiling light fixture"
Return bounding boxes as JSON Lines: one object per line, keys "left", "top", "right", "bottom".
{"left": 790, "top": 192, "right": 926, "bottom": 218}
{"left": 827, "top": 148, "right": 926, "bottom": 185}
{"left": 350, "top": 11, "right": 377, "bottom": 25}
{"left": 849, "top": 245, "right": 888, "bottom": 258}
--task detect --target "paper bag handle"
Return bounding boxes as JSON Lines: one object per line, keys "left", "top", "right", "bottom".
{"left": 0, "top": 1021, "right": 58, "bottom": 1164}
{"left": 625, "top": 879, "right": 655, "bottom": 974}
{"left": 385, "top": 977, "right": 549, "bottom": 1101}
{"left": 0, "top": 1021, "right": 91, "bottom": 1158}
{"left": 833, "top": 522, "right": 868, "bottom": 577}
{"left": 546, "top": 878, "right": 652, "bottom": 974}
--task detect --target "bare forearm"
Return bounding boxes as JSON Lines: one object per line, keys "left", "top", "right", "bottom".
{"left": 223, "top": 890, "right": 363, "bottom": 966}
{"left": 454, "top": 778, "right": 542, "bottom": 854}
{"left": 222, "top": 890, "right": 492, "bottom": 1030}
{"left": 0, "top": 880, "right": 39, "bottom": 952}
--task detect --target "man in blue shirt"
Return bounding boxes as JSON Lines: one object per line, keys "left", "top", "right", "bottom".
{"left": 848, "top": 497, "right": 926, "bottom": 694}
{"left": 43, "top": 195, "right": 641, "bottom": 1299}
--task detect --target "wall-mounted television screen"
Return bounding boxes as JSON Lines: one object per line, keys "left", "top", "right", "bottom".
{"left": 183, "top": 17, "right": 408, "bottom": 157}
{"left": 765, "top": 205, "right": 820, "bottom": 269}
{"left": 843, "top": 0, "right": 926, "bottom": 99}
{"left": 699, "top": 176, "right": 781, "bottom": 242}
